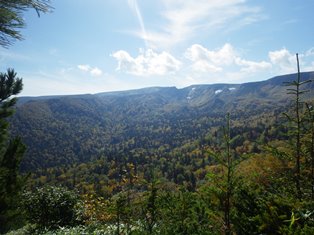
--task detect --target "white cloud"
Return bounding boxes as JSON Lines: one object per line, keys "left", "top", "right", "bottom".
{"left": 269, "top": 49, "right": 293, "bottom": 65}
{"left": 129, "top": 0, "right": 264, "bottom": 49}
{"left": 112, "top": 48, "right": 181, "bottom": 76}
{"left": 111, "top": 45, "right": 314, "bottom": 89}
{"left": 269, "top": 48, "right": 314, "bottom": 73}
{"left": 185, "top": 43, "right": 271, "bottom": 74}
{"left": 90, "top": 67, "right": 103, "bottom": 76}
{"left": 235, "top": 58, "right": 272, "bottom": 73}
{"left": 77, "top": 64, "right": 103, "bottom": 77}
{"left": 268, "top": 49, "right": 306, "bottom": 74}
{"left": 185, "top": 43, "right": 228, "bottom": 65}
{"left": 78, "top": 64, "right": 91, "bottom": 72}
{"left": 191, "top": 60, "right": 222, "bottom": 73}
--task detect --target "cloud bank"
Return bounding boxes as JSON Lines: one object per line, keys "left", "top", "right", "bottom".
{"left": 112, "top": 44, "right": 314, "bottom": 85}
{"left": 185, "top": 43, "right": 272, "bottom": 74}
{"left": 112, "top": 49, "right": 181, "bottom": 76}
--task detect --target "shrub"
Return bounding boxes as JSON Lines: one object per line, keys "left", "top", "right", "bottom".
{"left": 22, "top": 186, "right": 83, "bottom": 229}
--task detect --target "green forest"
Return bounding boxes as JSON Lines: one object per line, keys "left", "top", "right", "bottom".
{"left": 2, "top": 65, "right": 314, "bottom": 234}
{"left": 1, "top": 1, "right": 314, "bottom": 235}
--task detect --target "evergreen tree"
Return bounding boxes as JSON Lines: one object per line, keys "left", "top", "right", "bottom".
{"left": 0, "top": 68, "right": 26, "bottom": 233}
{"left": 140, "top": 178, "right": 160, "bottom": 234}
{"left": 305, "top": 103, "right": 314, "bottom": 199}
{"left": 0, "top": 1, "right": 51, "bottom": 230}
{"left": 284, "top": 53, "right": 311, "bottom": 200}
{"left": 207, "top": 113, "right": 239, "bottom": 234}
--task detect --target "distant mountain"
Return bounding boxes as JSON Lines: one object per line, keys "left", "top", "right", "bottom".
{"left": 10, "top": 72, "right": 314, "bottom": 171}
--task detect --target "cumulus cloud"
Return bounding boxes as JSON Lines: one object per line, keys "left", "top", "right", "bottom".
{"left": 111, "top": 44, "right": 314, "bottom": 86}
{"left": 77, "top": 64, "right": 103, "bottom": 77}
{"left": 112, "top": 49, "right": 181, "bottom": 76}
{"left": 190, "top": 60, "right": 222, "bottom": 73}
{"left": 268, "top": 48, "right": 295, "bottom": 72}
{"left": 185, "top": 43, "right": 271, "bottom": 74}
{"left": 235, "top": 58, "right": 272, "bottom": 73}
{"left": 268, "top": 48, "right": 314, "bottom": 74}
{"left": 185, "top": 43, "right": 237, "bottom": 71}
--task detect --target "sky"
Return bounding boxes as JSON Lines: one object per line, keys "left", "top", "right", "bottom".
{"left": 1, "top": 0, "right": 314, "bottom": 96}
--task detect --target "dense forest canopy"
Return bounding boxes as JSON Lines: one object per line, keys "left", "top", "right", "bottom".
{"left": 5, "top": 70, "right": 314, "bottom": 234}
{"left": 10, "top": 72, "right": 314, "bottom": 172}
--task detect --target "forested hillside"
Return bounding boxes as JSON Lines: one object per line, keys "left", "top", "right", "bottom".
{"left": 11, "top": 72, "right": 314, "bottom": 171}
{"left": 6, "top": 71, "right": 314, "bottom": 234}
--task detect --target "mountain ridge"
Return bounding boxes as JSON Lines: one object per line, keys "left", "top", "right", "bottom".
{"left": 18, "top": 71, "right": 314, "bottom": 102}
{"left": 10, "top": 71, "right": 314, "bottom": 171}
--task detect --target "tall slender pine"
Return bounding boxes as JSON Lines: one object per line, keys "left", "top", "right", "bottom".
{"left": 284, "top": 53, "right": 311, "bottom": 200}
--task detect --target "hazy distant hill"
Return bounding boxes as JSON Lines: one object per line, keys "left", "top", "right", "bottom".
{"left": 10, "top": 72, "right": 314, "bottom": 171}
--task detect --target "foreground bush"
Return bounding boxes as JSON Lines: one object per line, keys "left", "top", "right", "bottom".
{"left": 22, "top": 186, "right": 83, "bottom": 229}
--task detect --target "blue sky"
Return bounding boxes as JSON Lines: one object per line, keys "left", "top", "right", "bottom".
{"left": 1, "top": 0, "right": 314, "bottom": 96}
